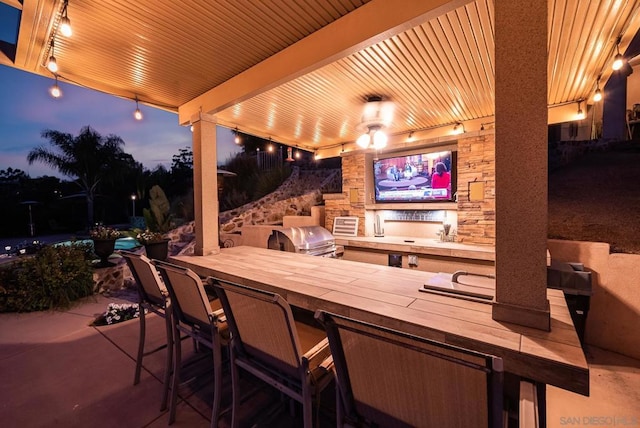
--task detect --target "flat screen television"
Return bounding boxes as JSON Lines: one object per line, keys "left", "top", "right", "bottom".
{"left": 373, "top": 150, "right": 456, "bottom": 203}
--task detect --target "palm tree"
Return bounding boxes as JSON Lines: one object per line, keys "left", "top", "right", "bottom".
{"left": 27, "top": 125, "right": 128, "bottom": 229}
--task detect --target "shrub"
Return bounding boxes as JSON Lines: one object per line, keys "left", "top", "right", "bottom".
{"left": 0, "top": 242, "right": 95, "bottom": 312}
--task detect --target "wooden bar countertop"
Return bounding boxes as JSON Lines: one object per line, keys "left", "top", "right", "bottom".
{"left": 171, "top": 246, "right": 589, "bottom": 396}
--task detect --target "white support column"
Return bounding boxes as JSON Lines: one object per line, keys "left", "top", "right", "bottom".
{"left": 191, "top": 112, "right": 220, "bottom": 256}
{"left": 492, "top": 0, "right": 550, "bottom": 330}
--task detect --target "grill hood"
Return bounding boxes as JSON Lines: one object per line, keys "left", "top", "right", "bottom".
{"left": 268, "top": 226, "right": 340, "bottom": 257}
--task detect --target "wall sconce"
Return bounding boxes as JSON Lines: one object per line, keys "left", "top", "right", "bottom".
{"left": 612, "top": 36, "right": 625, "bottom": 71}
{"left": 59, "top": 0, "right": 72, "bottom": 37}
{"left": 452, "top": 122, "right": 464, "bottom": 135}
{"left": 47, "top": 40, "right": 58, "bottom": 73}
{"left": 49, "top": 74, "right": 62, "bottom": 98}
{"left": 133, "top": 97, "right": 143, "bottom": 120}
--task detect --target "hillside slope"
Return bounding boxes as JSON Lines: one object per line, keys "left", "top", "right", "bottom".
{"left": 548, "top": 142, "right": 640, "bottom": 254}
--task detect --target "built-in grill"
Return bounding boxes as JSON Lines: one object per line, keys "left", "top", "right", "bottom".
{"left": 267, "top": 226, "right": 343, "bottom": 258}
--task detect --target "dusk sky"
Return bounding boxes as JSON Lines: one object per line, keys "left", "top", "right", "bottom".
{"left": 0, "top": 65, "right": 241, "bottom": 179}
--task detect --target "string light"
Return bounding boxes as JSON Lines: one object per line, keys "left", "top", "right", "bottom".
{"left": 576, "top": 100, "right": 585, "bottom": 120}
{"left": 612, "top": 36, "right": 624, "bottom": 71}
{"left": 134, "top": 97, "right": 143, "bottom": 120}
{"left": 452, "top": 122, "right": 464, "bottom": 135}
{"left": 50, "top": 75, "right": 62, "bottom": 98}
{"left": 593, "top": 75, "right": 603, "bottom": 102}
{"left": 47, "top": 40, "right": 58, "bottom": 73}
{"left": 406, "top": 131, "right": 415, "bottom": 142}
{"left": 59, "top": 0, "right": 72, "bottom": 37}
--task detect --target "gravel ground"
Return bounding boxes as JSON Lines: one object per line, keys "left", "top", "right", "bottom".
{"left": 548, "top": 141, "right": 640, "bottom": 254}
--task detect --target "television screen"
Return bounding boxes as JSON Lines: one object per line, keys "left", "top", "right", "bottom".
{"left": 373, "top": 150, "right": 456, "bottom": 203}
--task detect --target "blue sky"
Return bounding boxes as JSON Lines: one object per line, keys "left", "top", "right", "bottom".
{"left": 0, "top": 65, "right": 241, "bottom": 179}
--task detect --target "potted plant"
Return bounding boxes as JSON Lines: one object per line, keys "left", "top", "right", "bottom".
{"left": 90, "top": 224, "right": 120, "bottom": 267}
{"left": 139, "top": 185, "right": 173, "bottom": 261}
{"left": 136, "top": 228, "right": 170, "bottom": 261}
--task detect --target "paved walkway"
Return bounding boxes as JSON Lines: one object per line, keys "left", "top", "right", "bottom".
{"left": 0, "top": 293, "right": 214, "bottom": 427}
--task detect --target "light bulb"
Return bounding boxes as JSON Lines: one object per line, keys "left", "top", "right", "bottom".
{"left": 234, "top": 134, "right": 240, "bottom": 144}
{"left": 60, "top": 16, "right": 72, "bottom": 37}
{"left": 356, "top": 132, "right": 371, "bottom": 148}
{"left": 50, "top": 83, "right": 61, "bottom": 98}
{"left": 372, "top": 130, "right": 388, "bottom": 149}
{"left": 452, "top": 123, "right": 464, "bottom": 135}
{"left": 593, "top": 88, "right": 602, "bottom": 102}
{"left": 134, "top": 108, "right": 143, "bottom": 120}
{"left": 47, "top": 56, "right": 58, "bottom": 73}
{"left": 295, "top": 150, "right": 301, "bottom": 159}
{"left": 612, "top": 53, "right": 624, "bottom": 71}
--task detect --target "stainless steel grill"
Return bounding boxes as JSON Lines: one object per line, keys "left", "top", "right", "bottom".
{"left": 267, "top": 226, "right": 343, "bottom": 258}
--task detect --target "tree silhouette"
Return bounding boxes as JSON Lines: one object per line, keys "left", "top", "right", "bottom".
{"left": 27, "top": 126, "right": 129, "bottom": 229}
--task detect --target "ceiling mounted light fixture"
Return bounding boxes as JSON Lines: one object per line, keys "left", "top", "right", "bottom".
{"left": 50, "top": 75, "right": 62, "bottom": 98}
{"left": 47, "top": 40, "right": 58, "bottom": 73}
{"left": 612, "top": 36, "right": 625, "bottom": 71}
{"left": 59, "top": 0, "right": 72, "bottom": 37}
{"left": 593, "top": 75, "right": 603, "bottom": 102}
{"left": 134, "top": 97, "right": 143, "bottom": 120}
{"left": 355, "top": 95, "right": 394, "bottom": 150}
{"left": 452, "top": 122, "right": 465, "bottom": 135}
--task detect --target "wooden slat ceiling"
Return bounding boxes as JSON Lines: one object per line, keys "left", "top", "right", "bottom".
{"left": 2, "top": 0, "right": 639, "bottom": 153}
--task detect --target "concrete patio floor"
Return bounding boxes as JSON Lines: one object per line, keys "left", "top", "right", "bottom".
{"left": 0, "top": 293, "right": 638, "bottom": 427}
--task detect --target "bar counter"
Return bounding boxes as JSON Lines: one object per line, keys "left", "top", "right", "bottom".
{"left": 171, "top": 246, "right": 589, "bottom": 396}
{"left": 334, "top": 235, "right": 495, "bottom": 261}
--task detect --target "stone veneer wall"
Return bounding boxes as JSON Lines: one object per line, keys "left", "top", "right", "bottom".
{"left": 171, "top": 167, "right": 340, "bottom": 255}
{"left": 324, "top": 153, "right": 366, "bottom": 236}
{"left": 324, "top": 136, "right": 496, "bottom": 244}
{"left": 456, "top": 133, "right": 496, "bottom": 245}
